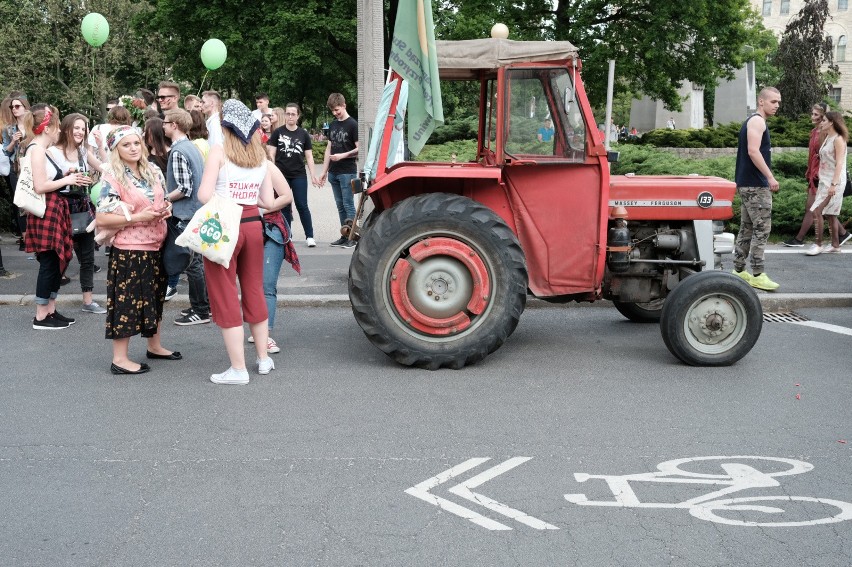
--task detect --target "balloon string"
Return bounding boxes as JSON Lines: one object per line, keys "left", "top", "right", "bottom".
{"left": 197, "top": 70, "right": 210, "bottom": 97}
{"left": 92, "top": 50, "right": 96, "bottom": 116}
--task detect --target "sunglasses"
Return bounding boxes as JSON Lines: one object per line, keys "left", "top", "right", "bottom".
{"left": 10, "top": 104, "right": 24, "bottom": 110}
{"left": 156, "top": 95, "right": 176, "bottom": 101}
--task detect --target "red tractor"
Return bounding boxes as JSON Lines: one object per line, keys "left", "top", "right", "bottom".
{"left": 346, "top": 39, "right": 762, "bottom": 369}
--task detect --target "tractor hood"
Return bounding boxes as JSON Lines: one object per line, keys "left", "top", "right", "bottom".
{"left": 608, "top": 174, "right": 736, "bottom": 221}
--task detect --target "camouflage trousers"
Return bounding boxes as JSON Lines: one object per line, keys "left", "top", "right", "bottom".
{"left": 734, "top": 186, "right": 773, "bottom": 274}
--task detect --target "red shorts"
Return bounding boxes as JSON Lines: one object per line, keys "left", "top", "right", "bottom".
{"left": 203, "top": 205, "right": 268, "bottom": 328}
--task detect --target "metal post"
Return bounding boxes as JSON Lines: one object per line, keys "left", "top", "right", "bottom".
{"left": 604, "top": 59, "right": 615, "bottom": 152}
{"left": 357, "top": 0, "right": 385, "bottom": 170}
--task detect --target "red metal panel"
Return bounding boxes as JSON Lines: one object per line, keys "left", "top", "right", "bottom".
{"left": 608, "top": 175, "right": 736, "bottom": 221}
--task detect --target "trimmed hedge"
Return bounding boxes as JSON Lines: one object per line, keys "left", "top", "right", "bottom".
{"left": 631, "top": 114, "right": 814, "bottom": 149}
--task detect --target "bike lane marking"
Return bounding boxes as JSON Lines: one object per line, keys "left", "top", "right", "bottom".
{"left": 789, "top": 320, "right": 852, "bottom": 337}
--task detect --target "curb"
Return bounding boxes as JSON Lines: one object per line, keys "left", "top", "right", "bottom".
{"left": 2, "top": 293, "right": 851, "bottom": 310}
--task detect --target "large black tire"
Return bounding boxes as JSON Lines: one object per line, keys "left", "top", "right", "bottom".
{"left": 349, "top": 193, "right": 528, "bottom": 370}
{"left": 613, "top": 299, "right": 665, "bottom": 323}
{"left": 660, "top": 271, "right": 762, "bottom": 366}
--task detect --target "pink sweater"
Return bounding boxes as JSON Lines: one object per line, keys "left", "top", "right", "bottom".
{"left": 102, "top": 172, "right": 167, "bottom": 251}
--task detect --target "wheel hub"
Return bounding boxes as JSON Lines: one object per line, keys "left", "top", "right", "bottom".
{"left": 687, "top": 297, "right": 738, "bottom": 344}
{"left": 390, "top": 237, "right": 491, "bottom": 336}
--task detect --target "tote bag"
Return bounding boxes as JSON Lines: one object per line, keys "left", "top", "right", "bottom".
{"left": 13, "top": 144, "right": 46, "bottom": 218}
{"left": 175, "top": 193, "right": 241, "bottom": 269}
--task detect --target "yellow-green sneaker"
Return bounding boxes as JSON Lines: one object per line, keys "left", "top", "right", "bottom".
{"left": 732, "top": 269, "right": 752, "bottom": 284}
{"left": 750, "top": 272, "right": 779, "bottom": 291}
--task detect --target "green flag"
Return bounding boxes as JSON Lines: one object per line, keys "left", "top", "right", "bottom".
{"left": 389, "top": 0, "right": 444, "bottom": 155}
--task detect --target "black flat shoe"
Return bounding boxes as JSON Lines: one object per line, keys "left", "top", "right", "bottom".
{"left": 111, "top": 362, "right": 151, "bottom": 375}
{"left": 146, "top": 350, "right": 182, "bottom": 360}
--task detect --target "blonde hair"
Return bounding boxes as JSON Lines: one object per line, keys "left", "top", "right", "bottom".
{"left": 223, "top": 128, "right": 266, "bottom": 168}
{"left": 272, "top": 107, "right": 286, "bottom": 127}
{"left": 106, "top": 132, "right": 160, "bottom": 188}
{"left": 164, "top": 108, "right": 192, "bottom": 133}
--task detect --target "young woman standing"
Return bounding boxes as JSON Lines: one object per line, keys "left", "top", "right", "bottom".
{"left": 805, "top": 111, "right": 848, "bottom": 256}
{"left": 49, "top": 113, "right": 106, "bottom": 314}
{"left": 3, "top": 92, "right": 31, "bottom": 246}
{"left": 95, "top": 126, "right": 177, "bottom": 374}
{"left": 26, "top": 105, "right": 93, "bottom": 329}
{"left": 267, "top": 103, "right": 317, "bottom": 247}
{"left": 197, "top": 99, "right": 289, "bottom": 385}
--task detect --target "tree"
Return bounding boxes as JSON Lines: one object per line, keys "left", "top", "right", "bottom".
{"left": 0, "top": 0, "right": 169, "bottom": 120}
{"left": 773, "top": 0, "right": 837, "bottom": 118}
{"left": 139, "top": 0, "right": 357, "bottom": 129}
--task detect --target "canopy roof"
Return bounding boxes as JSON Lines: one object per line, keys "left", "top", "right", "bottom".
{"left": 436, "top": 39, "right": 578, "bottom": 79}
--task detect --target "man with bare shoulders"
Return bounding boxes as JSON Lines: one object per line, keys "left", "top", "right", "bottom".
{"left": 732, "top": 87, "right": 781, "bottom": 291}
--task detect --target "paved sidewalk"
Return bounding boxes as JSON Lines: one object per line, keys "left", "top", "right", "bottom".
{"left": 2, "top": 230, "right": 850, "bottom": 310}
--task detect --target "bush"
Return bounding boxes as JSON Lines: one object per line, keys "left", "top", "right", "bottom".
{"left": 415, "top": 139, "right": 477, "bottom": 162}
{"left": 628, "top": 114, "right": 814, "bottom": 148}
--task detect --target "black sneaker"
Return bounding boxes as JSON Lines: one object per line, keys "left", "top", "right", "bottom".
{"left": 840, "top": 232, "right": 852, "bottom": 246}
{"left": 60, "top": 275, "right": 71, "bottom": 286}
{"left": 180, "top": 307, "right": 193, "bottom": 316}
{"left": 33, "top": 316, "right": 70, "bottom": 330}
{"left": 164, "top": 286, "right": 178, "bottom": 301}
{"left": 330, "top": 237, "right": 348, "bottom": 247}
{"left": 51, "top": 311, "right": 76, "bottom": 325}
{"left": 93, "top": 264, "right": 102, "bottom": 273}
{"left": 174, "top": 309, "right": 211, "bottom": 326}
{"left": 782, "top": 238, "right": 804, "bottom": 247}
{"left": 340, "top": 239, "right": 356, "bottom": 249}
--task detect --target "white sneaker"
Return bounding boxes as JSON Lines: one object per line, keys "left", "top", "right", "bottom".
{"left": 306, "top": 237, "right": 317, "bottom": 247}
{"left": 266, "top": 337, "right": 280, "bottom": 354}
{"left": 257, "top": 357, "right": 275, "bottom": 375}
{"left": 210, "top": 367, "right": 250, "bottom": 385}
{"left": 247, "top": 335, "right": 255, "bottom": 343}
{"left": 805, "top": 244, "right": 822, "bottom": 256}
{"left": 822, "top": 245, "right": 842, "bottom": 254}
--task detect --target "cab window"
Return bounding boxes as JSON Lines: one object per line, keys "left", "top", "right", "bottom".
{"left": 504, "top": 68, "right": 586, "bottom": 162}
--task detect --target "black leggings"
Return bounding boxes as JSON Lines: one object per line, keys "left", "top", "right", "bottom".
{"left": 73, "top": 231, "right": 96, "bottom": 292}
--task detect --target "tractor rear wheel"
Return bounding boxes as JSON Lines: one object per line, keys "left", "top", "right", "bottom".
{"left": 349, "top": 194, "right": 528, "bottom": 370}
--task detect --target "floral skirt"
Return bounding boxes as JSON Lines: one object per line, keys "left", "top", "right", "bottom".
{"left": 105, "top": 248, "right": 166, "bottom": 339}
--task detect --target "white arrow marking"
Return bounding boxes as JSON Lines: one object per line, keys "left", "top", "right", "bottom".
{"left": 448, "top": 457, "right": 559, "bottom": 530}
{"left": 405, "top": 458, "right": 513, "bottom": 530}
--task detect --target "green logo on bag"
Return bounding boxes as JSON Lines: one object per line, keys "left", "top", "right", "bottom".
{"left": 198, "top": 214, "right": 230, "bottom": 246}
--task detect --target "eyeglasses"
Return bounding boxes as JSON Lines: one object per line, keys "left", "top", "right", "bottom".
{"left": 162, "top": 121, "right": 175, "bottom": 125}
{"left": 10, "top": 104, "right": 23, "bottom": 110}
{"left": 156, "top": 95, "right": 176, "bottom": 101}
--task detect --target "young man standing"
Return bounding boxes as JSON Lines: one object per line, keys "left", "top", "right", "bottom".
{"left": 183, "top": 94, "right": 202, "bottom": 112}
{"left": 316, "top": 93, "right": 358, "bottom": 248}
{"left": 162, "top": 109, "right": 211, "bottom": 325}
{"left": 252, "top": 93, "right": 270, "bottom": 122}
{"left": 732, "top": 87, "right": 782, "bottom": 292}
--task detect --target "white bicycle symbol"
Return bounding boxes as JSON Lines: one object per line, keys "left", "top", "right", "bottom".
{"left": 564, "top": 456, "right": 852, "bottom": 527}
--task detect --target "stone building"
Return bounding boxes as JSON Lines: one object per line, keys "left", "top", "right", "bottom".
{"left": 753, "top": 0, "right": 851, "bottom": 109}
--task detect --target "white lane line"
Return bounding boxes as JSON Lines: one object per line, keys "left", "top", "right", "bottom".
{"left": 448, "top": 457, "right": 559, "bottom": 530}
{"left": 765, "top": 248, "right": 851, "bottom": 254}
{"left": 405, "top": 458, "right": 513, "bottom": 531}
{"left": 790, "top": 320, "right": 852, "bottom": 336}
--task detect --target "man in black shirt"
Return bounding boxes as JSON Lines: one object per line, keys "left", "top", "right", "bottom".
{"left": 316, "top": 93, "right": 358, "bottom": 248}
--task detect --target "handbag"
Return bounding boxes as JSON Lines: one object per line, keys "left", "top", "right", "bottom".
{"left": 70, "top": 208, "right": 95, "bottom": 236}
{"left": 844, "top": 174, "right": 852, "bottom": 198}
{"left": 175, "top": 193, "right": 241, "bottom": 269}
{"left": 12, "top": 143, "right": 46, "bottom": 218}
{"left": 162, "top": 216, "right": 192, "bottom": 276}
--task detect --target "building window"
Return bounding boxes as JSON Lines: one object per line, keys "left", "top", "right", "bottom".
{"left": 841, "top": 0, "right": 849, "bottom": 10}
{"left": 830, "top": 87, "right": 842, "bottom": 104}
{"left": 781, "top": 0, "right": 790, "bottom": 14}
{"left": 839, "top": 36, "right": 847, "bottom": 61}
{"left": 763, "top": 0, "right": 772, "bottom": 15}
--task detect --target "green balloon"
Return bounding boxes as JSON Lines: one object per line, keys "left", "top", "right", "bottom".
{"left": 81, "top": 13, "right": 109, "bottom": 47}
{"left": 200, "top": 39, "right": 227, "bottom": 71}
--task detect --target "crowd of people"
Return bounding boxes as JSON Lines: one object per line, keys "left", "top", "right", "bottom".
{"left": 0, "top": 84, "right": 361, "bottom": 385}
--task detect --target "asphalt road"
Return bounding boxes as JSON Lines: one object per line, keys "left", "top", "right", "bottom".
{"left": 2, "top": 305, "right": 851, "bottom": 566}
